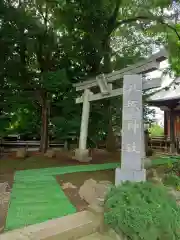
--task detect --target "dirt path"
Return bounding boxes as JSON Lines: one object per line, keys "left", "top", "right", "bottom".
{"left": 0, "top": 173, "right": 14, "bottom": 234}
{"left": 56, "top": 169, "right": 115, "bottom": 212}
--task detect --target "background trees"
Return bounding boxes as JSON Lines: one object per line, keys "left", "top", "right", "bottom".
{"left": 0, "top": 0, "right": 179, "bottom": 151}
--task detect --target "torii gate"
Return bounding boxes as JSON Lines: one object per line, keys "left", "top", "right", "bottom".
{"left": 73, "top": 49, "right": 167, "bottom": 184}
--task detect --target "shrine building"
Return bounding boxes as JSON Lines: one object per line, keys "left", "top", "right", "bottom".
{"left": 148, "top": 79, "right": 180, "bottom": 153}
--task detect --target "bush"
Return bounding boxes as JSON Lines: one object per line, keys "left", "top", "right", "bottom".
{"left": 165, "top": 161, "right": 180, "bottom": 177}
{"left": 163, "top": 173, "right": 180, "bottom": 190}
{"left": 104, "top": 181, "right": 180, "bottom": 240}
{"left": 149, "top": 124, "right": 164, "bottom": 137}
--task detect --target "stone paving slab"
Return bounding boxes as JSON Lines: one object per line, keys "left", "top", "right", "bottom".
{"left": 78, "top": 232, "right": 114, "bottom": 240}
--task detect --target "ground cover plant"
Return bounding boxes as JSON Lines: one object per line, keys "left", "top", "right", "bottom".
{"left": 104, "top": 181, "right": 180, "bottom": 240}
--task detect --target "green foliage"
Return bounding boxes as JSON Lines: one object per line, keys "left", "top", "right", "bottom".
{"left": 163, "top": 173, "right": 180, "bottom": 189}
{"left": 165, "top": 161, "right": 180, "bottom": 176}
{"left": 9, "top": 106, "right": 41, "bottom": 139}
{"left": 50, "top": 88, "right": 81, "bottom": 140}
{"left": 167, "top": 25, "right": 180, "bottom": 76}
{"left": 149, "top": 124, "right": 164, "bottom": 137}
{"left": 0, "top": 116, "right": 11, "bottom": 137}
{"left": 0, "top": 0, "right": 176, "bottom": 144}
{"left": 143, "top": 104, "right": 156, "bottom": 124}
{"left": 42, "top": 69, "right": 69, "bottom": 92}
{"left": 104, "top": 181, "right": 180, "bottom": 240}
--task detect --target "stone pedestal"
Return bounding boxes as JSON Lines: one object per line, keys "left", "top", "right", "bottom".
{"left": 115, "top": 167, "right": 146, "bottom": 186}
{"left": 74, "top": 149, "right": 91, "bottom": 162}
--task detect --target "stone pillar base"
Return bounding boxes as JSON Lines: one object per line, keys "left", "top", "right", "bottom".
{"left": 115, "top": 167, "right": 146, "bottom": 186}
{"left": 73, "top": 149, "right": 92, "bottom": 162}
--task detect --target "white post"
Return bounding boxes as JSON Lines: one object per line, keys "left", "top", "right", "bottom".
{"left": 74, "top": 89, "right": 91, "bottom": 162}
{"left": 79, "top": 89, "right": 90, "bottom": 150}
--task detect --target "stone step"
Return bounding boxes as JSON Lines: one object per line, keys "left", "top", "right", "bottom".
{"left": 1, "top": 211, "right": 100, "bottom": 240}
{"left": 78, "top": 232, "right": 115, "bottom": 240}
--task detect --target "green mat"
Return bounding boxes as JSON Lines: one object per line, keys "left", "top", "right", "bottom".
{"left": 5, "top": 163, "right": 119, "bottom": 231}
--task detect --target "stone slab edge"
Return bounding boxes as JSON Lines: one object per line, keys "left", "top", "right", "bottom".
{"left": 1, "top": 211, "right": 100, "bottom": 240}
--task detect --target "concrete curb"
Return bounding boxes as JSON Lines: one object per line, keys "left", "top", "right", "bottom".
{"left": 1, "top": 211, "right": 100, "bottom": 240}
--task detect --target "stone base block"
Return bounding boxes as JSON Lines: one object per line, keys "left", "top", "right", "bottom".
{"left": 115, "top": 167, "right": 146, "bottom": 186}
{"left": 44, "top": 149, "right": 56, "bottom": 158}
{"left": 16, "top": 148, "right": 28, "bottom": 159}
{"left": 74, "top": 149, "right": 92, "bottom": 162}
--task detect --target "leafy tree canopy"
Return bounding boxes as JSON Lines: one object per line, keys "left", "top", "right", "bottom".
{"left": 0, "top": 0, "right": 178, "bottom": 148}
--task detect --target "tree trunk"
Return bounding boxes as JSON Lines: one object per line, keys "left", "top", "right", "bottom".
{"left": 103, "top": 38, "right": 117, "bottom": 152}
{"left": 40, "top": 91, "right": 49, "bottom": 153}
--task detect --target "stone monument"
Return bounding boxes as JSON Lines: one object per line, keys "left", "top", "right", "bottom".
{"left": 115, "top": 75, "right": 146, "bottom": 185}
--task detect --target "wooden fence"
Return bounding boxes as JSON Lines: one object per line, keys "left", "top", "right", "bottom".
{"left": 97, "top": 136, "right": 180, "bottom": 153}
{"left": 0, "top": 137, "right": 179, "bottom": 153}
{"left": 0, "top": 140, "right": 65, "bottom": 152}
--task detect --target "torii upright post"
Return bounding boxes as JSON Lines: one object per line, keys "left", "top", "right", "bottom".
{"left": 74, "top": 89, "right": 91, "bottom": 162}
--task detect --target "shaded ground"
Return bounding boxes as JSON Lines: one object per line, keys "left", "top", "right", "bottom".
{"left": 0, "top": 174, "right": 14, "bottom": 234}
{"left": 0, "top": 150, "right": 119, "bottom": 174}
{"left": 56, "top": 169, "right": 115, "bottom": 212}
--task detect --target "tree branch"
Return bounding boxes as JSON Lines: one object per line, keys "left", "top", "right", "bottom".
{"left": 116, "top": 16, "right": 149, "bottom": 27}
{"left": 107, "top": 0, "right": 122, "bottom": 35}
{"left": 164, "top": 22, "right": 180, "bottom": 41}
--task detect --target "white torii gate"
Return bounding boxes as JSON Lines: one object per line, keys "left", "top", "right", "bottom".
{"left": 73, "top": 50, "right": 167, "bottom": 180}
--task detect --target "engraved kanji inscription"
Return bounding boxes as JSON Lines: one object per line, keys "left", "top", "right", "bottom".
{"left": 124, "top": 83, "right": 141, "bottom": 95}
{"left": 126, "top": 100, "right": 141, "bottom": 111}
{"left": 125, "top": 142, "right": 140, "bottom": 154}
{"left": 127, "top": 120, "right": 140, "bottom": 134}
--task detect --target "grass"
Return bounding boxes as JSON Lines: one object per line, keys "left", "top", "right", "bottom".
{"left": 151, "top": 156, "right": 180, "bottom": 167}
